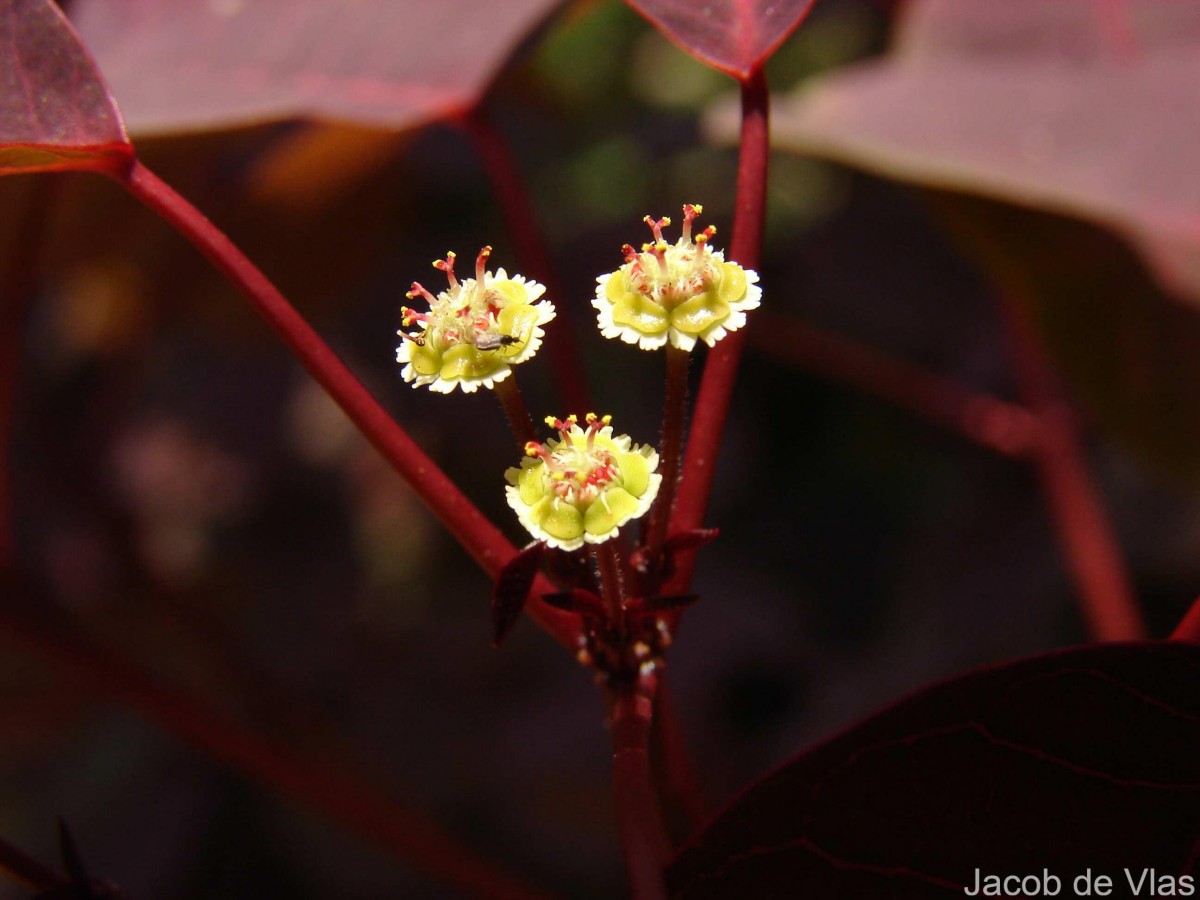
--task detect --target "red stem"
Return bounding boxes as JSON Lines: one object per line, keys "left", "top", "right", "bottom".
{"left": 749, "top": 313, "right": 1039, "bottom": 458}
{"left": 644, "top": 346, "right": 690, "bottom": 576}
{"left": 0, "top": 831, "right": 67, "bottom": 892}
{"left": 115, "top": 162, "right": 579, "bottom": 648}
{"left": 653, "top": 672, "right": 708, "bottom": 831}
{"left": 595, "top": 540, "right": 626, "bottom": 631}
{"left": 1170, "top": 596, "right": 1200, "bottom": 643}
{"left": 460, "top": 108, "right": 590, "bottom": 413}
{"left": 609, "top": 687, "right": 669, "bottom": 900}
{"left": 1095, "top": 0, "right": 1141, "bottom": 62}
{"left": 668, "top": 68, "right": 769, "bottom": 591}
{"left": 494, "top": 375, "right": 537, "bottom": 447}
{"left": 0, "top": 595, "right": 551, "bottom": 900}
{"left": 1000, "top": 293, "right": 1145, "bottom": 640}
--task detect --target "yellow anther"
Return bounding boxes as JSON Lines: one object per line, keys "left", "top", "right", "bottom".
{"left": 524, "top": 441, "right": 540, "bottom": 457}
{"left": 585, "top": 412, "right": 597, "bottom": 424}
{"left": 567, "top": 414, "right": 578, "bottom": 424}
{"left": 551, "top": 471, "right": 566, "bottom": 481}
{"left": 601, "top": 414, "right": 612, "bottom": 425}
{"left": 575, "top": 471, "right": 588, "bottom": 484}
{"left": 544, "top": 415, "right": 557, "bottom": 427}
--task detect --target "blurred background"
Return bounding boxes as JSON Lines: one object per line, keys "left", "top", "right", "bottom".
{"left": 1, "top": 0, "right": 1197, "bottom": 896}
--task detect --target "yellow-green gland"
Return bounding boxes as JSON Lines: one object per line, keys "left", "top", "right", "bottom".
{"left": 397, "top": 249, "right": 555, "bottom": 394}
{"left": 593, "top": 206, "right": 761, "bottom": 352}
{"left": 505, "top": 415, "right": 661, "bottom": 552}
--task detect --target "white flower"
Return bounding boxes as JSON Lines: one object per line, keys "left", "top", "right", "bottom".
{"left": 593, "top": 204, "right": 760, "bottom": 352}
{"left": 505, "top": 414, "right": 661, "bottom": 552}
{"left": 396, "top": 247, "right": 555, "bottom": 393}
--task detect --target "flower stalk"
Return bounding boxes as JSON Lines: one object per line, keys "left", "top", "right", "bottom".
{"left": 643, "top": 345, "right": 690, "bottom": 576}
{"left": 493, "top": 375, "right": 537, "bottom": 447}
{"left": 668, "top": 68, "right": 771, "bottom": 593}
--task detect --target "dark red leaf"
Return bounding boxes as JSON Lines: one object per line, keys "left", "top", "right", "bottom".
{"left": 491, "top": 541, "right": 545, "bottom": 647}
{"left": 763, "top": 0, "right": 1200, "bottom": 306}
{"left": 625, "top": 0, "right": 817, "bottom": 80}
{"left": 69, "top": 0, "right": 565, "bottom": 135}
{"left": 0, "top": 0, "right": 131, "bottom": 174}
{"left": 668, "top": 642, "right": 1200, "bottom": 897}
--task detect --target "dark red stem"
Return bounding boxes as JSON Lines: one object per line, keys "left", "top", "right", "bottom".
{"left": 0, "top": 831, "right": 67, "bottom": 892}
{"left": 1096, "top": 0, "right": 1141, "bottom": 62}
{"left": 644, "top": 346, "right": 690, "bottom": 575}
{"left": 460, "top": 108, "right": 590, "bottom": 413}
{"left": 610, "top": 687, "right": 669, "bottom": 900}
{"left": 1000, "top": 293, "right": 1145, "bottom": 640}
{"left": 653, "top": 671, "right": 708, "bottom": 831}
{"left": 494, "top": 375, "right": 537, "bottom": 447}
{"left": 1169, "top": 596, "right": 1200, "bottom": 643}
{"left": 0, "top": 595, "right": 550, "bottom": 900}
{"left": 596, "top": 540, "right": 626, "bottom": 631}
{"left": 115, "top": 162, "right": 579, "bottom": 648}
{"left": 668, "top": 67, "right": 769, "bottom": 590}
{"left": 749, "top": 312, "right": 1039, "bottom": 458}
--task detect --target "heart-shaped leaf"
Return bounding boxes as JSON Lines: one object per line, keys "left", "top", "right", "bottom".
{"left": 0, "top": 0, "right": 131, "bottom": 174}
{"left": 668, "top": 642, "right": 1200, "bottom": 897}
{"left": 625, "top": 0, "right": 817, "bottom": 80}
{"left": 755, "top": 0, "right": 1200, "bottom": 305}
{"left": 70, "top": 0, "right": 565, "bottom": 135}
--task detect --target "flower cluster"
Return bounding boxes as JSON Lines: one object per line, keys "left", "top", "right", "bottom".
{"left": 505, "top": 414, "right": 661, "bottom": 551}
{"left": 396, "top": 247, "right": 554, "bottom": 393}
{"left": 593, "top": 204, "right": 760, "bottom": 352}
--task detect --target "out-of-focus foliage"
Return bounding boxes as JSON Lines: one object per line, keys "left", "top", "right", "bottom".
{"left": 70, "top": 0, "right": 567, "bottom": 135}
{"left": 755, "top": 0, "right": 1200, "bottom": 306}
{"left": 1, "top": 0, "right": 1198, "bottom": 897}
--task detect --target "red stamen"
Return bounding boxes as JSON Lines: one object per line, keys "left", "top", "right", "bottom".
{"left": 681, "top": 203, "right": 703, "bottom": 242}
{"left": 643, "top": 215, "right": 671, "bottom": 244}
{"left": 476, "top": 246, "right": 492, "bottom": 282}
{"left": 434, "top": 251, "right": 459, "bottom": 289}
{"left": 406, "top": 281, "right": 437, "bottom": 306}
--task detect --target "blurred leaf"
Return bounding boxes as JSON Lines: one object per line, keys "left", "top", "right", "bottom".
{"left": 936, "top": 194, "right": 1200, "bottom": 486}
{"left": 70, "top": 0, "right": 565, "bottom": 135}
{"left": 244, "top": 123, "right": 410, "bottom": 211}
{"left": 625, "top": 0, "right": 817, "bottom": 80}
{"left": 757, "top": 0, "right": 1200, "bottom": 304}
{"left": 668, "top": 642, "right": 1200, "bottom": 897}
{"left": 0, "top": 0, "right": 132, "bottom": 175}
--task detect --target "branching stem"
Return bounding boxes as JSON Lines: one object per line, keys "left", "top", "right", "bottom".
{"left": 116, "top": 161, "right": 580, "bottom": 648}
{"left": 1000, "top": 291, "right": 1145, "bottom": 640}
